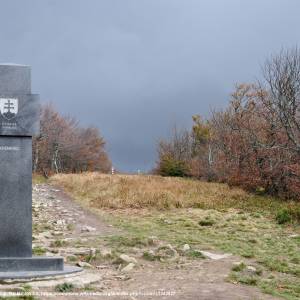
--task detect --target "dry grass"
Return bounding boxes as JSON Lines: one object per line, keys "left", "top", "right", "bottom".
{"left": 50, "top": 173, "right": 299, "bottom": 217}
{"left": 50, "top": 173, "right": 248, "bottom": 209}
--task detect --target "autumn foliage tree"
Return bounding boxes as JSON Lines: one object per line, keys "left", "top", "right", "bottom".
{"left": 156, "top": 48, "right": 300, "bottom": 200}
{"left": 33, "top": 105, "right": 111, "bottom": 176}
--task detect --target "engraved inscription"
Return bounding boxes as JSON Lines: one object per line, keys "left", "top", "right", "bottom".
{"left": 1, "top": 122, "right": 17, "bottom": 129}
{"left": 0, "top": 146, "right": 20, "bottom": 151}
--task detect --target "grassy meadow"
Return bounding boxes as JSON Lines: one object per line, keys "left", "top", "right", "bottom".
{"left": 50, "top": 173, "right": 300, "bottom": 219}
{"left": 49, "top": 173, "right": 300, "bottom": 300}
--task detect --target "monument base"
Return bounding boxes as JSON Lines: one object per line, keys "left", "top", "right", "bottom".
{"left": 0, "top": 257, "right": 82, "bottom": 279}
{"left": 0, "top": 266, "right": 82, "bottom": 280}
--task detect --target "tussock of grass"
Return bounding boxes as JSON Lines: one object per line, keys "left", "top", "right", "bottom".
{"left": 185, "top": 249, "right": 205, "bottom": 259}
{"left": 231, "top": 273, "right": 258, "bottom": 286}
{"left": 50, "top": 173, "right": 299, "bottom": 220}
{"left": 50, "top": 239, "right": 68, "bottom": 248}
{"left": 32, "top": 246, "right": 46, "bottom": 256}
{"left": 276, "top": 209, "right": 292, "bottom": 224}
{"left": 232, "top": 262, "right": 246, "bottom": 272}
{"left": 55, "top": 283, "right": 74, "bottom": 292}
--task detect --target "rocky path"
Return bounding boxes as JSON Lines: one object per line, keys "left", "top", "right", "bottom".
{"left": 0, "top": 184, "right": 281, "bottom": 300}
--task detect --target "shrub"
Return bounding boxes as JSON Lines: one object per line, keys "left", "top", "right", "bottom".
{"left": 159, "top": 156, "right": 189, "bottom": 177}
{"left": 276, "top": 209, "right": 292, "bottom": 224}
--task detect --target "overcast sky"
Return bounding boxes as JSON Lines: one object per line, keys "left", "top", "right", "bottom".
{"left": 0, "top": 0, "right": 299, "bottom": 172}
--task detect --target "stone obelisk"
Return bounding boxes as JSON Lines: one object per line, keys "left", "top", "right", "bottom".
{"left": 0, "top": 64, "right": 81, "bottom": 278}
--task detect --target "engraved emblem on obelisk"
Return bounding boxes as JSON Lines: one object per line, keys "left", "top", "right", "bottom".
{"left": 0, "top": 98, "right": 18, "bottom": 120}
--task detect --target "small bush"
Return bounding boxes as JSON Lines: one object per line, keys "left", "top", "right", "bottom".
{"left": 276, "top": 209, "right": 292, "bottom": 224}
{"left": 159, "top": 157, "right": 189, "bottom": 177}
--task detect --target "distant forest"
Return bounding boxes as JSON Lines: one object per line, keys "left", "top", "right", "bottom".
{"left": 156, "top": 48, "right": 300, "bottom": 200}
{"left": 33, "top": 105, "right": 111, "bottom": 176}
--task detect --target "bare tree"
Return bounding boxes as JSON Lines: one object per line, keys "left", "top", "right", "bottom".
{"left": 263, "top": 47, "right": 300, "bottom": 153}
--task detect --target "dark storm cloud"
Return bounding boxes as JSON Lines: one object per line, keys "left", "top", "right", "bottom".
{"left": 0, "top": 0, "right": 299, "bottom": 171}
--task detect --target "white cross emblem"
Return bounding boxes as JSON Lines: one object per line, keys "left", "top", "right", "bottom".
{"left": 0, "top": 98, "right": 18, "bottom": 120}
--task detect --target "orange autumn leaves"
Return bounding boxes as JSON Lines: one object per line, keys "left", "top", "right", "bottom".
{"left": 33, "top": 105, "right": 111, "bottom": 176}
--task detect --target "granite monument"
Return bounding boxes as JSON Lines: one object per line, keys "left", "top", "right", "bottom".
{"left": 0, "top": 64, "right": 81, "bottom": 279}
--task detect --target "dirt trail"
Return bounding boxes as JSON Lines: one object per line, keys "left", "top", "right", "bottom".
{"left": 0, "top": 184, "right": 280, "bottom": 300}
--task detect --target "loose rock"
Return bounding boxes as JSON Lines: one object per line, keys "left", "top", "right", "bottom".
{"left": 89, "top": 247, "right": 97, "bottom": 258}
{"left": 81, "top": 225, "right": 96, "bottom": 233}
{"left": 55, "top": 219, "right": 66, "bottom": 226}
{"left": 121, "top": 263, "right": 135, "bottom": 273}
{"left": 182, "top": 244, "right": 190, "bottom": 252}
{"left": 289, "top": 234, "right": 299, "bottom": 238}
{"left": 199, "top": 251, "right": 231, "bottom": 260}
{"left": 119, "top": 254, "right": 137, "bottom": 264}
{"left": 245, "top": 265, "right": 259, "bottom": 275}
{"left": 77, "top": 261, "right": 93, "bottom": 268}
{"left": 156, "top": 244, "right": 178, "bottom": 261}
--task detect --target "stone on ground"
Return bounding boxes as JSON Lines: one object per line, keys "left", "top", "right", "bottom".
{"left": 77, "top": 261, "right": 93, "bottom": 268}
{"left": 119, "top": 254, "right": 137, "bottom": 264}
{"left": 182, "top": 244, "right": 190, "bottom": 252}
{"left": 81, "top": 225, "right": 96, "bottom": 232}
{"left": 121, "top": 263, "right": 135, "bottom": 273}
{"left": 199, "top": 251, "right": 232, "bottom": 260}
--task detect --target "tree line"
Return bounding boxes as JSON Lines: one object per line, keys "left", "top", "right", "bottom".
{"left": 156, "top": 48, "right": 300, "bottom": 200}
{"left": 33, "top": 105, "right": 111, "bottom": 176}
